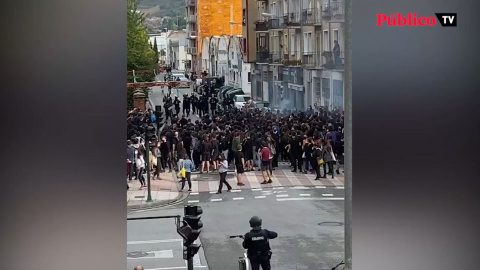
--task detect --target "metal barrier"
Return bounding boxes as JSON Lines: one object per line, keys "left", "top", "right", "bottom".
{"left": 238, "top": 253, "right": 250, "bottom": 270}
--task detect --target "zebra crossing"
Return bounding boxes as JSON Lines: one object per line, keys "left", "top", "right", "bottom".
{"left": 184, "top": 168, "right": 344, "bottom": 194}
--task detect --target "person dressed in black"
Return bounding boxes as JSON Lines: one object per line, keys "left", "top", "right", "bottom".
{"left": 173, "top": 96, "right": 181, "bottom": 116}
{"left": 209, "top": 96, "right": 218, "bottom": 115}
{"left": 183, "top": 94, "right": 191, "bottom": 116}
{"left": 242, "top": 216, "right": 277, "bottom": 270}
{"left": 234, "top": 145, "right": 245, "bottom": 186}
{"left": 191, "top": 93, "right": 198, "bottom": 115}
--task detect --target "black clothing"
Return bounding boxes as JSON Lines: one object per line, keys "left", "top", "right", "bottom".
{"left": 242, "top": 228, "right": 277, "bottom": 263}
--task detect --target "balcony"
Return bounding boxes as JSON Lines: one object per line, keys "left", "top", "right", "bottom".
{"left": 282, "top": 51, "right": 302, "bottom": 66}
{"left": 255, "top": 20, "right": 270, "bottom": 32}
{"left": 301, "top": 8, "right": 322, "bottom": 25}
{"left": 256, "top": 51, "right": 270, "bottom": 63}
{"left": 321, "top": 51, "right": 344, "bottom": 70}
{"left": 323, "top": 2, "right": 345, "bottom": 22}
{"left": 187, "top": 31, "right": 197, "bottom": 39}
{"left": 187, "top": 47, "right": 197, "bottom": 55}
{"left": 302, "top": 53, "right": 322, "bottom": 68}
{"left": 269, "top": 51, "right": 283, "bottom": 64}
{"left": 187, "top": 15, "right": 196, "bottom": 23}
{"left": 186, "top": 0, "right": 195, "bottom": 7}
{"left": 269, "top": 18, "right": 281, "bottom": 29}
{"left": 283, "top": 12, "right": 301, "bottom": 27}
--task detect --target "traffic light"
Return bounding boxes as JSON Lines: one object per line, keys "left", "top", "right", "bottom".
{"left": 145, "top": 124, "right": 156, "bottom": 142}
{"left": 178, "top": 205, "right": 203, "bottom": 260}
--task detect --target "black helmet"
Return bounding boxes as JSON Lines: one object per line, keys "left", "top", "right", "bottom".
{"left": 249, "top": 216, "right": 262, "bottom": 228}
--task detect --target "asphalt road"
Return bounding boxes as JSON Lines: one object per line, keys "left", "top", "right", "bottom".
{"left": 127, "top": 187, "right": 345, "bottom": 270}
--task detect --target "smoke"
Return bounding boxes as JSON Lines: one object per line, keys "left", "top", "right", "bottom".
{"left": 278, "top": 99, "right": 293, "bottom": 111}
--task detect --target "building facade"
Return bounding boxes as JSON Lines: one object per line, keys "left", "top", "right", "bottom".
{"left": 148, "top": 33, "right": 168, "bottom": 64}
{"left": 244, "top": 0, "right": 345, "bottom": 111}
{"left": 167, "top": 30, "right": 190, "bottom": 71}
{"left": 186, "top": 0, "right": 243, "bottom": 74}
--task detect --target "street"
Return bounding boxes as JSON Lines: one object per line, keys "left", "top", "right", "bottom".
{"left": 128, "top": 71, "right": 345, "bottom": 270}
{"left": 127, "top": 164, "right": 345, "bottom": 270}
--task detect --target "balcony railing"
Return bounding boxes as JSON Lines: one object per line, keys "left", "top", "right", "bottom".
{"left": 187, "top": 47, "right": 197, "bottom": 55}
{"left": 269, "top": 51, "right": 283, "bottom": 64}
{"left": 323, "top": 2, "right": 345, "bottom": 22}
{"left": 269, "top": 18, "right": 281, "bottom": 29}
{"left": 256, "top": 51, "right": 270, "bottom": 63}
{"left": 301, "top": 8, "right": 322, "bottom": 25}
{"left": 186, "top": 0, "right": 195, "bottom": 7}
{"left": 188, "top": 15, "right": 196, "bottom": 23}
{"left": 283, "top": 12, "right": 302, "bottom": 27}
{"left": 255, "top": 20, "right": 270, "bottom": 31}
{"left": 321, "top": 51, "right": 344, "bottom": 70}
{"left": 282, "top": 51, "right": 302, "bottom": 66}
{"left": 302, "top": 52, "right": 322, "bottom": 68}
{"left": 188, "top": 31, "right": 197, "bottom": 39}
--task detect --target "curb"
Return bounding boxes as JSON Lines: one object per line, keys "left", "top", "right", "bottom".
{"left": 127, "top": 170, "right": 188, "bottom": 212}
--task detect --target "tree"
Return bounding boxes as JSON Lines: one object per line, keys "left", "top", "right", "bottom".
{"left": 153, "top": 38, "right": 159, "bottom": 63}
{"left": 127, "top": 0, "right": 157, "bottom": 109}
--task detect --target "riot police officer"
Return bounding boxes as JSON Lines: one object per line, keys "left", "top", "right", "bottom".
{"left": 242, "top": 216, "right": 277, "bottom": 270}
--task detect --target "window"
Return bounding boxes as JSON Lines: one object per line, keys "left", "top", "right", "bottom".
{"left": 283, "top": 34, "right": 288, "bottom": 53}
{"left": 333, "top": 29, "right": 339, "bottom": 44}
{"left": 303, "top": 32, "right": 312, "bottom": 54}
{"left": 248, "top": 72, "right": 251, "bottom": 82}
{"left": 290, "top": 34, "right": 295, "bottom": 54}
{"left": 257, "top": 33, "right": 268, "bottom": 51}
{"left": 323, "top": 30, "right": 329, "bottom": 51}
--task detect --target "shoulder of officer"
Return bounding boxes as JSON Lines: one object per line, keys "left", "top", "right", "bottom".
{"left": 263, "top": 229, "right": 278, "bottom": 239}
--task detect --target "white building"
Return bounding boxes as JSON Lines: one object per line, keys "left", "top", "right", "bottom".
{"left": 201, "top": 35, "right": 252, "bottom": 94}
{"left": 148, "top": 33, "right": 168, "bottom": 64}
{"left": 167, "top": 30, "right": 190, "bottom": 71}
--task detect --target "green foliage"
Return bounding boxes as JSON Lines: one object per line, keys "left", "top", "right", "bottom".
{"left": 128, "top": 0, "right": 157, "bottom": 109}
{"left": 128, "top": 0, "right": 157, "bottom": 81}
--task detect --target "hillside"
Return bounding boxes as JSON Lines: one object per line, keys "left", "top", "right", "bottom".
{"left": 138, "top": 0, "right": 186, "bottom": 18}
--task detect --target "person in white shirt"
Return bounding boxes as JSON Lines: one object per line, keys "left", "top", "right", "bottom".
{"left": 135, "top": 151, "right": 146, "bottom": 189}
{"left": 216, "top": 153, "right": 232, "bottom": 194}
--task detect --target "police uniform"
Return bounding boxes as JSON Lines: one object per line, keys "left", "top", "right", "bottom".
{"left": 242, "top": 216, "right": 278, "bottom": 270}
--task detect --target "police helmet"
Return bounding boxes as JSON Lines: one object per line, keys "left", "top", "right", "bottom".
{"left": 249, "top": 216, "right": 262, "bottom": 228}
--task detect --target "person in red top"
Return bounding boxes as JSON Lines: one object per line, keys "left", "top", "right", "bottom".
{"left": 260, "top": 143, "right": 272, "bottom": 184}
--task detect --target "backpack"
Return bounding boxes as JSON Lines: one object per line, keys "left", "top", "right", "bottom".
{"left": 151, "top": 114, "right": 156, "bottom": 123}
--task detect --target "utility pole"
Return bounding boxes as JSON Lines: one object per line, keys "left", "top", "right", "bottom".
{"left": 145, "top": 136, "right": 153, "bottom": 202}
{"left": 145, "top": 125, "right": 156, "bottom": 203}
{"left": 344, "top": 0, "right": 352, "bottom": 269}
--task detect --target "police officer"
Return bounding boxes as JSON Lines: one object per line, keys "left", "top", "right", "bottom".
{"left": 242, "top": 216, "right": 277, "bottom": 270}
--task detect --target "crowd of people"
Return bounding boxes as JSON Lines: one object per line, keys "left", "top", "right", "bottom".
{"left": 127, "top": 75, "right": 344, "bottom": 193}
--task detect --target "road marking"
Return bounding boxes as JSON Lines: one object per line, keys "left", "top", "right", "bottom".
{"left": 251, "top": 188, "right": 262, "bottom": 191}
{"left": 273, "top": 187, "right": 284, "bottom": 190}
{"left": 233, "top": 197, "right": 244, "bottom": 200}
{"left": 146, "top": 266, "right": 207, "bottom": 270}
{"left": 187, "top": 200, "right": 199, "bottom": 203}
{"left": 322, "top": 194, "right": 334, "bottom": 197}
{"left": 255, "top": 196, "right": 266, "bottom": 199}
{"left": 190, "top": 192, "right": 199, "bottom": 195}
{"left": 275, "top": 194, "right": 288, "bottom": 198}
{"left": 335, "top": 186, "right": 345, "bottom": 189}
{"left": 230, "top": 189, "right": 241, "bottom": 193}
{"left": 127, "top": 239, "right": 182, "bottom": 245}
{"left": 315, "top": 186, "right": 327, "bottom": 189}
{"left": 208, "top": 181, "right": 217, "bottom": 192}
{"left": 128, "top": 250, "right": 174, "bottom": 259}
{"left": 211, "top": 198, "right": 222, "bottom": 202}
{"left": 292, "top": 186, "right": 310, "bottom": 190}
{"left": 276, "top": 197, "right": 344, "bottom": 201}
{"left": 209, "top": 191, "right": 216, "bottom": 194}
{"left": 299, "top": 194, "right": 311, "bottom": 197}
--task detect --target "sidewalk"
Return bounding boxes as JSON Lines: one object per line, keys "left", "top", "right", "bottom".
{"left": 127, "top": 170, "right": 184, "bottom": 210}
